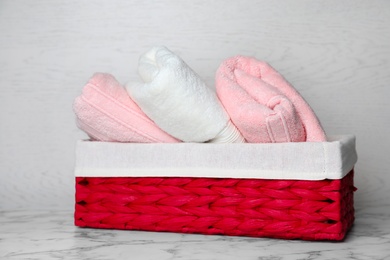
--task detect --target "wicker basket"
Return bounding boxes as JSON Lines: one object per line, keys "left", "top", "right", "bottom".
{"left": 74, "top": 136, "right": 357, "bottom": 241}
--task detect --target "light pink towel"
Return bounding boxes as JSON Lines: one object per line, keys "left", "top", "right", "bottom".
{"left": 73, "top": 73, "right": 180, "bottom": 143}
{"left": 215, "top": 56, "right": 326, "bottom": 143}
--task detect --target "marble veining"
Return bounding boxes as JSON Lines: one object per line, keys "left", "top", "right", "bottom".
{"left": 1, "top": 209, "right": 389, "bottom": 260}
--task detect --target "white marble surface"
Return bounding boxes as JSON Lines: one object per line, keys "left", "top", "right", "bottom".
{"left": 1, "top": 208, "right": 389, "bottom": 260}
{"left": 1, "top": 0, "right": 390, "bottom": 212}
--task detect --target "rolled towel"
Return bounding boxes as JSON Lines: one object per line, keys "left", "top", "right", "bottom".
{"left": 215, "top": 56, "right": 326, "bottom": 143}
{"left": 73, "top": 73, "right": 179, "bottom": 143}
{"left": 126, "top": 46, "right": 245, "bottom": 143}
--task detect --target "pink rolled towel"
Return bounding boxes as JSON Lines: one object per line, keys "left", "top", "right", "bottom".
{"left": 215, "top": 56, "right": 326, "bottom": 143}
{"left": 73, "top": 73, "right": 179, "bottom": 143}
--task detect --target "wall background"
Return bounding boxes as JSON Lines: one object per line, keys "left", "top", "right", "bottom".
{"left": 1, "top": 0, "right": 389, "bottom": 212}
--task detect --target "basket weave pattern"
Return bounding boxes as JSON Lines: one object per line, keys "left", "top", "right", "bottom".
{"left": 75, "top": 171, "right": 355, "bottom": 240}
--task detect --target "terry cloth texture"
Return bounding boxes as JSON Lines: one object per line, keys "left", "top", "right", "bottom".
{"left": 73, "top": 73, "right": 179, "bottom": 143}
{"left": 215, "top": 56, "right": 327, "bottom": 143}
{"left": 126, "top": 46, "right": 244, "bottom": 143}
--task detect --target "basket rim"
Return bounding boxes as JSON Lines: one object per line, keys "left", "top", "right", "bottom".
{"left": 74, "top": 135, "right": 357, "bottom": 181}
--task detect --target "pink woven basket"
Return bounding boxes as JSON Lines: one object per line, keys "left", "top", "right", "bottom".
{"left": 74, "top": 136, "right": 357, "bottom": 241}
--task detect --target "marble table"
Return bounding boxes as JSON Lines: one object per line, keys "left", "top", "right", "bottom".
{"left": 1, "top": 209, "right": 389, "bottom": 260}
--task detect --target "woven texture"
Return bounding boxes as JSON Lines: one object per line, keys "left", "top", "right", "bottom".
{"left": 75, "top": 171, "right": 355, "bottom": 241}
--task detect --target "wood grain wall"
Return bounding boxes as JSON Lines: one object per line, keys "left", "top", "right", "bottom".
{"left": 1, "top": 0, "right": 389, "bottom": 211}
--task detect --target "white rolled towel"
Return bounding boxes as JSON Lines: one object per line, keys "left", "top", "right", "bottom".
{"left": 126, "top": 46, "right": 244, "bottom": 143}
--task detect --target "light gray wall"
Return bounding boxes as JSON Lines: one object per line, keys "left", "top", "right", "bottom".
{"left": 1, "top": 0, "right": 389, "bottom": 211}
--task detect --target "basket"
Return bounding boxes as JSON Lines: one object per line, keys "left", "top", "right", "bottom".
{"left": 74, "top": 135, "right": 357, "bottom": 241}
